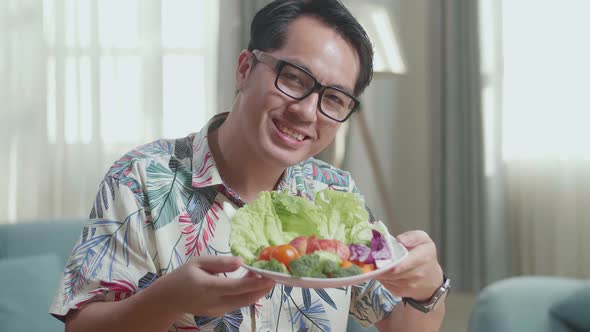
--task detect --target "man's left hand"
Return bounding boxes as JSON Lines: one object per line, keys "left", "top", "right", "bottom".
{"left": 377, "top": 230, "right": 444, "bottom": 301}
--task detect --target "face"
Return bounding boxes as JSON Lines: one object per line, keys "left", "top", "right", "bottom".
{"left": 232, "top": 15, "right": 360, "bottom": 168}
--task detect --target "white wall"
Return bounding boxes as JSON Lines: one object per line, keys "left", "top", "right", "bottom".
{"left": 344, "top": 0, "right": 432, "bottom": 235}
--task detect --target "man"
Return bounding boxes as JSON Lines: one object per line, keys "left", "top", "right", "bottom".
{"left": 51, "top": 0, "right": 448, "bottom": 331}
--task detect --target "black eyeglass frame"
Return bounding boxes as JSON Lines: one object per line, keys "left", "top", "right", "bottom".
{"left": 252, "top": 49, "right": 360, "bottom": 123}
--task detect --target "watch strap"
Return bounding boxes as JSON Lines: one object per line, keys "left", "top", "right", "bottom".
{"left": 402, "top": 275, "right": 451, "bottom": 313}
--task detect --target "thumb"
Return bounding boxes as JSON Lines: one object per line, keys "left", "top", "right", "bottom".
{"left": 396, "top": 230, "right": 430, "bottom": 249}
{"left": 196, "top": 255, "right": 243, "bottom": 274}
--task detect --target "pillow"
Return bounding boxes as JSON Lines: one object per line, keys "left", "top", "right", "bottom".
{"left": 0, "top": 254, "right": 64, "bottom": 332}
{"left": 550, "top": 284, "right": 590, "bottom": 331}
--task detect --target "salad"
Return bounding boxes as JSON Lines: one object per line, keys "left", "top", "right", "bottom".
{"left": 229, "top": 189, "right": 396, "bottom": 279}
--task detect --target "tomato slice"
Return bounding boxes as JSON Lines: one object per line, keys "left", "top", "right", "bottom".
{"left": 306, "top": 236, "right": 350, "bottom": 261}
{"left": 289, "top": 236, "right": 308, "bottom": 255}
{"left": 270, "top": 244, "right": 300, "bottom": 267}
{"left": 306, "top": 235, "right": 321, "bottom": 254}
{"left": 258, "top": 246, "right": 277, "bottom": 261}
{"left": 335, "top": 241, "right": 351, "bottom": 261}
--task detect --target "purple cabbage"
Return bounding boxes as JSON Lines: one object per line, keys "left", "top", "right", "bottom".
{"left": 370, "top": 230, "right": 392, "bottom": 261}
{"left": 348, "top": 230, "right": 392, "bottom": 264}
{"left": 348, "top": 243, "right": 373, "bottom": 263}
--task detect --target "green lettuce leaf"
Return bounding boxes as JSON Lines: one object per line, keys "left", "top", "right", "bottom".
{"left": 230, "top": 191, "right": 289, "bottom": 263}
{"left": 271, "top": 191, "right": 324, "bottom": 238}
{"left": 230, "top": 189, "right": 372, "bottom": 264}
{"left": 314, "top": 189, "right": 370, "bottom": 244}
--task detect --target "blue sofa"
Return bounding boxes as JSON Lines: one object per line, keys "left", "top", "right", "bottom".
{"left": 0, "top": 220, "right": 375, "bottom": 332}
{"left": 468, "top": 276, "right": 590, "bottom": 332}
{"left": 0, "top": 220, "right": 84, "bottom": 332}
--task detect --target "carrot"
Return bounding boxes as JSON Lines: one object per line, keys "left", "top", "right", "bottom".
{"left": 349, "top": 261, "right": 376, "bottom": 273}
{"left": 341, "top": 260, "right": 353, "bottom": 268}
{"left": 359, "top": 263, "right": 376, "bottom": 274}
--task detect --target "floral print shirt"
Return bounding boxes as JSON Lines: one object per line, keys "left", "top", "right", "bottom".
{"left": 50, "top": 113, "right": 399, "bottom": 331}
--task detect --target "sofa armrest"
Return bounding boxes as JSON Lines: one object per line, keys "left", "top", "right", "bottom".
{"left": 468, "top": 276, "right": 583, "bottom": 332}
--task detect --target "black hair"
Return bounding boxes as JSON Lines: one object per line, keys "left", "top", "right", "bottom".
{"left": 248, "top": 0, "right": 374, "bottom": 96}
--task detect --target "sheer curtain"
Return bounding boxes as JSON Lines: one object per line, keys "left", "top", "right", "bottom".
{"left": 481, "top": 0, "right": 590, "bottom": 278}
{"left": 1, "top": 0, "right": 219, "bottom": 223}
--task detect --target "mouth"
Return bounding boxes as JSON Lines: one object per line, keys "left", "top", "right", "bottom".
{"left": 272, "top": 119, "right": 310, "bottom": 142}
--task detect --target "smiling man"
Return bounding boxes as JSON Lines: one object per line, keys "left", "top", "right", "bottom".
{"left": 51, "top": 1, "right": 448, "bottom": 331}
{"left": 210, "top": 15, "right": 361, "bottom": 202}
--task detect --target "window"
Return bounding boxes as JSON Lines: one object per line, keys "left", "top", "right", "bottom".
{"left": 480, "top": 0, "right": 590, "bottom": 163}
{"left": 501, "top": 0, "right": 590, "bottom": 159}
{"left": 43, "top": 0, "right": 219, "bottom": 144}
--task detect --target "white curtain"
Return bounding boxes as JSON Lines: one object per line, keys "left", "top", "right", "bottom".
{"left": 1, "top": 0, "right": 219, "bottom": 223}
{"left": 507, "top": 160, "right": 590, "bottom": 277}
{"left": 480, "top": 0, "right": 590, "bottom": 278}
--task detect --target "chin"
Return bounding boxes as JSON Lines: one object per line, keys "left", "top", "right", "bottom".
{"left": 273, "top": 154, "right": 308, "bottom": 168}
{"left": 265, "top": 148, "right": 311, "bottom": 168}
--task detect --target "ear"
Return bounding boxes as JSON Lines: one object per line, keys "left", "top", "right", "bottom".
{"left": 235, "top": 49, "right": 254, "bottom": 91}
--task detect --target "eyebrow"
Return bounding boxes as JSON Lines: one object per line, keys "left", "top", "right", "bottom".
{"left": 285, "top": 57, "right": 356, "bottom": 96}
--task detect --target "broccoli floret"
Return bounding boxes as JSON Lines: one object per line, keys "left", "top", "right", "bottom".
{"left": 322, "top": 260, "right": 341, "bottom": 276}
{"left": 289, "top": 251, "right": 345, "bottom": 278}
{"left": 251, "top": 259, "right": 288, "bottom": 274}
{"left": 289, "top": 254, "right": 324, "bottom": 277}
{"left": 331, "top": 265, "right": 363, "bottom": 278}
{"left": 313, "top": 251, "right": 342, "bottom": 264}
{"left": 312, "top": 250, "right": 342, "bottom": 277}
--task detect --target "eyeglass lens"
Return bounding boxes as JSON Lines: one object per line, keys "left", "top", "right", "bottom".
{"left": 276, "top": 63, "right": 355, "bottom": 121}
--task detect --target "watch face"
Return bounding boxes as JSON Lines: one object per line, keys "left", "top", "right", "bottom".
{"left": 403, "top": 276, "right": 451, "bottom": 313}
{"left": 430, "top": 290, "right": 449, "bottom": 311}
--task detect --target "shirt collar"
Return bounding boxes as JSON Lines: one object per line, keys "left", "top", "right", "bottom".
{"left": 190, "top": 112, "right": 227, "bottom": 188}
{"left": 189, "top": 112, "right": 302, "bottom": 195}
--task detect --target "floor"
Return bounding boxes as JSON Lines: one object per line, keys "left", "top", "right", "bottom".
{"left": 441, "top": 292, "right": 476, "bottom": 332}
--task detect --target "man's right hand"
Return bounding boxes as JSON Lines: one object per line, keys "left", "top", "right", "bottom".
{"left": 166, "top": 255, "right": 276, "bottom": 317}
{"left": 66, "top": 255, "right": 275, "bottom": 332}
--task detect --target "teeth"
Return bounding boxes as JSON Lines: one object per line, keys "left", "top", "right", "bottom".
{"left": 278, "top": 124, "right": 305, "bottom": 141}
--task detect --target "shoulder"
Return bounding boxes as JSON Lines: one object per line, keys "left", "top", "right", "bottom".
{"left": 298, "top": 157, "right": 355, "bottom": 192}
{"left": 104, "top": 135, "right": 195, "bottom": 191}
{"left": 106, "top": 139, "right": 174, "bottom": 177}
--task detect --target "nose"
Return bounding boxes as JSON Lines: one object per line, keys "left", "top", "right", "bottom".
{"left": 287, "top": 91, "right": 319, "bottom": 122}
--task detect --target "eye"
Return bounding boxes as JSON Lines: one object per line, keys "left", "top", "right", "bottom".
{"left": 283, "top": 72, "right": 304, "bottom": 86}
{"left": 325, "top": 93, "right": 344, "bottom": 105}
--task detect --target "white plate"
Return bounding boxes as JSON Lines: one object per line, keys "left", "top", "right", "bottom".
{"left": 242, "top": 236, "right": 408, "bottom": 288}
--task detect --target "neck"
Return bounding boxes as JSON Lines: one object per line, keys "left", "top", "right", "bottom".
{"left": 208, "top": 114, "right": 285, "bottom": 203}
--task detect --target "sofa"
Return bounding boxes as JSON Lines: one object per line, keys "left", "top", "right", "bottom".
{"left": 468, "top": 276, "right": 590, "bottom": 332}
{"left": 0, "top": 220, "right": 375, "bottom": 332}
{"left": 0, "top": 220, "right": 84, "bottom": 331}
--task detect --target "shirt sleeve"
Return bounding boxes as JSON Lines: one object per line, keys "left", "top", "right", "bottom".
{"left": 49, "top": 171, "right": 158, "bottom": 321}
{"left": 349, "top": 280, "right": 401, "bottom": 327}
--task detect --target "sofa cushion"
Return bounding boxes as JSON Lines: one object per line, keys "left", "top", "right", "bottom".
{"left": 468, "top": 276, "right": 584, "bottom": 332}
{"left": 0, "top": 253, "right": 64, "bottom": 332}
{"left": 0, "top": 220, "right": 83, "bottom": 265}
{"left": 550, "top": 284, "right": 590, "bottom": 331}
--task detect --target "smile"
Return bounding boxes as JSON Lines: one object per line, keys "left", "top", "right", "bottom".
{"left": 275, "top": 121, "right": 307, "bottom": 142}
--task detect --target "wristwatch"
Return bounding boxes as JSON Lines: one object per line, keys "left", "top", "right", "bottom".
{"left": 402, "top": 275, "right": 451, "bottom": 313}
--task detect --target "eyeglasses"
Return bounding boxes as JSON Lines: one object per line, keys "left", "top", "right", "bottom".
{"left": 252, "top": 49, "right": 360, "bottom": 122}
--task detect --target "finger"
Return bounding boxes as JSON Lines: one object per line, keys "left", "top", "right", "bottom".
{"left": 196, "top": 255, "right": 243, "bottom": 274}
{"left": 389, "top": 242, "right": 434, "bottom": 275}
{"left": 209, "top": 274, "right": 276, "bottom": 296}
{"left": 387, "top": 266, "right": 426, "bottom": 281}
{"left": 220, "top": 284, "right": 276, "bottom": 309}
{"left": 396, "top": 230, "right": 432, "bottom": 249}
{"left": 378, "top": 276, "right": 433, "bottom": 299}
{"left": 379, "top": 278, "right": 411, "bottom": 294}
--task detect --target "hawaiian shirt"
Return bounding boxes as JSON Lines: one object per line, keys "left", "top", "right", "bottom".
{"left": 50, "top": 113, "right": 400, "bottom": 331}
